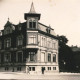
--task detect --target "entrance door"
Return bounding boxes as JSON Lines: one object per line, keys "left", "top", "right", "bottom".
{"left": 41, "top": 53, "right": 45, "bottom": 62}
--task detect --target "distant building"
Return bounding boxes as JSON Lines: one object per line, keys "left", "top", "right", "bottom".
{"left": 71, "top": 45, "right": 80, "bottom": 52}
{"left": 0, "top": 3, "right": 59, "bottom": 74}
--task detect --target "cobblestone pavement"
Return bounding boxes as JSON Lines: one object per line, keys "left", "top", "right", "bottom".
{"left": 0, "top": 73, "right": 80, "bottom": 80}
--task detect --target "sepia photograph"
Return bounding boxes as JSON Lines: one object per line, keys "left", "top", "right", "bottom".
{"left": 0, "top": 0, "right": 80, "bottom": 79}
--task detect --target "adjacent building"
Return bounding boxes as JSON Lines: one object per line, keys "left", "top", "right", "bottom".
{"left": 0, "top": 3, "right": 59, "bottom": 74}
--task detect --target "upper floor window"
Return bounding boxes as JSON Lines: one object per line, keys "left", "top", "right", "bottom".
{"left": 17, "top": 36, "right": 23, "bottom": 46}
{"left": 48, "top": 53, "right": 51, "bottom": 62}
{"left": 53, "top": 54, "right": 56, "bottom": 62}
{"left": 29, "top": 52, "right": 35, "bottom": 62}
{"left": 28, "top": 35, "right": 36, "bottom": 44}
{"left": 5, "top": 38, "right": 11, "bottom": 48}
{"left": 29, "top": 20, "right": 36, "bottom": 29}
{"left": 17, "top": 52, "right": 23, "bottom": 62}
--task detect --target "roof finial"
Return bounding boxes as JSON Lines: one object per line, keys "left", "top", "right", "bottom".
{"left": 49, "top": 24, "right": 51, "bottom": 28}
{"left": 8, "top": 17, "right": 9, "bottom": 21}
{"left": 29, "top": 2, "right": 36, "bottom": 13}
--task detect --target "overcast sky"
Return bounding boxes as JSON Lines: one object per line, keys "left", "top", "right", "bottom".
{"left": 0, "top": 0, "right": 80, "bottom": 46}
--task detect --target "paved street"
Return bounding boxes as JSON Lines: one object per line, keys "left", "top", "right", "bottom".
{"left": 0, "top": 72, "right": 80, "bottom": 80}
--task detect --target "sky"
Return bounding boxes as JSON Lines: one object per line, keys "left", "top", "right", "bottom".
{"left": 0, "top": 0, "right": 80, "bottom": 46}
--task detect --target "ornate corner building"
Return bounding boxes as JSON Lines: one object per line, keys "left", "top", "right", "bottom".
{"left": 0, "top": 3, "right": 59, "bottom": 74}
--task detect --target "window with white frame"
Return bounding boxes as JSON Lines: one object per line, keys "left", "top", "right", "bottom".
{"left": 53, "top": 54, "right": 56, "bottom": 62}
{"left": 53, "top": 67, "right": 56, "bottom": 70}
{"left": 17, "top": 52, "right": 23, "bottom": 62}
{"left": 48, "top": 53, "right": 51, "bottom": 62}
{"left": 28, "top": 35, "right": 36, "bottom": 44}
{"left": 29, "top": 67, "right": 35, "bottom": 71}
{"left": 29, "top": 20, "right": 36, "bottom": 29}
{"left": 17, "top": 36, "right": 23, "bottom": 46}
{"left": 4, "top": 53, "right": 11, "bottom": 62}
{"left": 5, "top": 38, "right": 11, "bottom": 48}
{"left": 29, "top": 52, "right": 35, "bottom": 61}
{"left": 48, "top": 67, "right": 51, "bottom": 70}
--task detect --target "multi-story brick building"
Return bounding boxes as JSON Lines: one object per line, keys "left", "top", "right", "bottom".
{"left": 0, "top": 2, "right": 59, "bottom": 74}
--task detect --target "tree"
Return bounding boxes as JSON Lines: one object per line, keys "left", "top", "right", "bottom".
{"left": 57, "top": 35, "right": 74, "bottom": 72}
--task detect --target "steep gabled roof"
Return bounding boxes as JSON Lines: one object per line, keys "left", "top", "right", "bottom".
{"left": 29, "top": 2, "right": 36, "bottom": 14}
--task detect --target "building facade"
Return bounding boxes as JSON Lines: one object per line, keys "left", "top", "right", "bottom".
{"left": 0, "top": 3, "right": 59, "bottom": 74}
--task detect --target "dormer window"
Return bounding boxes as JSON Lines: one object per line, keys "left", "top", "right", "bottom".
{"left": 33, "top": 20, "right": 36, "bottom": 28}
{"left": 29, "top": 20, "right": 36, "bottom": 29}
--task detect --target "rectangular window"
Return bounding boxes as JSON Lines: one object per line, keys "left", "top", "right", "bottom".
{"left": 53, "top": 54, "right": 56, "bottom": 62}
{"left": 48, "top": 54, "right": 51, "bottom": 62}
{"left": 32, "top": 67, "right": 35, "bottom": 71}
{"left": 33, "top": 22, "right": 36, "bottom": 28}
{"left": 5, "top": 67, "right": 9, "bottom": 71}
{"left": 4, "top": 53, "right": 11, "bottom": 62}
{"left": 29, "top": 22, "right": 32, "bottom": 28}
{"left": 29, "top": 67, "right": 31, "bottom": 71}
{"left": 17, "top": 67, "right": 21, "bottom": 71}
{"left": 28, "top": 35, "right": 36, "bottom": 44}
{"left": 29, "top": 67, "right": 35, "bottom": 71}
{"left": 48, "top": 67, "right": 51, "bottom": 70}
{"left": 17, "top": 52, "right": 23, "bottom": 62}
{"left": 5, "top": 39, "right": 11, "bottom": 48}
{"left": 17, "top": 37, "right": 23, "bottom": 46}
{"left": 29, "top": 52, "right": 35, "bottom": 61}
{"left": 29, "top": 21, "right": 36, "bottom": 29}
{"left": 53, "top": 67, "right": 56, "bottom": 70}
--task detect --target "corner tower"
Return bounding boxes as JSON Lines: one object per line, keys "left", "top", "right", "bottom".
{"left": 24, "top": 2, "right": 41, "bottom": 29}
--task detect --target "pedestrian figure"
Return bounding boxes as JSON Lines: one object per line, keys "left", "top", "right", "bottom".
{"left": 27, "top": 66, "right": 30, "bottom": 74}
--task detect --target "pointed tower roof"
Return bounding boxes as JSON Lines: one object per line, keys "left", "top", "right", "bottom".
{"left": 29, "top": 2, "right": 36, "bottom": 13}
{"left": 24, "top": 2, "right": 41, "bottom": 20}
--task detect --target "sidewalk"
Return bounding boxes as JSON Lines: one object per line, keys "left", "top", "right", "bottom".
{"left": 0, "top": 72, "right": 80, "bottom": 79}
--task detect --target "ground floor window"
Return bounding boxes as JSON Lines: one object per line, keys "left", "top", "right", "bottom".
{"left": 4, "top": 53, "right": 11, "bottom": 62}
{"left": 53, "top": 67, "right": 56, "bottom": 70}
{"left": 29, "top": 67, "right": 35, "bottom": 71}
{"left": 48, "top": 67, "right": 51, "bottom": 70}
{"left": 17, "top": 67, "right": 21, "bottom": 71}
{"left": 5, "top": 67, "right": 9, "bottom": 71}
